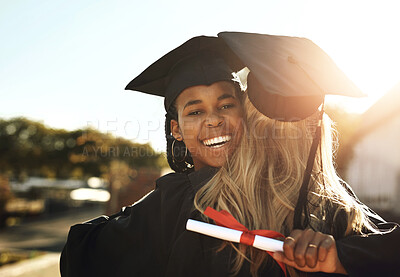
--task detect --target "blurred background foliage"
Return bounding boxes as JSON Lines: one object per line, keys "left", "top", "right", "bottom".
{"left": 0, "top": 117, "right": 167, "bottom": 181}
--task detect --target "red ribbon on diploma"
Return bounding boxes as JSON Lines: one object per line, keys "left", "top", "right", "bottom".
{"left": 204, "top": 206, "right": 287, "bottom": 276}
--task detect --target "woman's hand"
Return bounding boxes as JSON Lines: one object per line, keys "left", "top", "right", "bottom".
{"left": 273, "top": 229, "right": 347, "bottom": 275}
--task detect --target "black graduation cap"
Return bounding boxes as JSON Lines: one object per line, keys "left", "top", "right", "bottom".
{"left": 216, "top": 31, "right": 365, "bottom": 229}
{"left": 126, "top": 32, "right": 364, "bottom": 121}
{"left": 218, "top": 31, "right": 365, "bottom": 121}
{"left": 125, "top": 36, "right": 244, "bottom": 112}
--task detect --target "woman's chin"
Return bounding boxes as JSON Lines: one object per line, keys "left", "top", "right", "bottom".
{"left": 195, "top": 143, "right": 233, "bottom": 168}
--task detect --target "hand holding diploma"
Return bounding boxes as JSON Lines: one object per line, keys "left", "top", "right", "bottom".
{"left": 187, "top": 207, "right": 347, "bottom": 275}
{"left": 273, "top": 229, "right": 347, "bottom": 274}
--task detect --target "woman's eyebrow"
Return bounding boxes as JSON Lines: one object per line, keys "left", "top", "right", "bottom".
{"left": 183, "top": 94, "right": 235, "bottom": 111}
{"left": 183, "top": 99, "right": 202, "bottom": 110}
{"left": 218, "top": 94, "right": 235, "bottom": 100}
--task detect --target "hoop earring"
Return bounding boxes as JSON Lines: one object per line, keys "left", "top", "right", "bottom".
{"left": 171, "top": 139, "right": 187, "bottom": 163}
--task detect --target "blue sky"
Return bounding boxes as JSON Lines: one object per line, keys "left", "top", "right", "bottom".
{"left": 1, "top": 0, "right": 400, "bottom": 152}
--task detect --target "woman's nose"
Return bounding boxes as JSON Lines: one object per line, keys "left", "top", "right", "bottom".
{"left": 205, "top": 112, "right": 224, "bottom": 127}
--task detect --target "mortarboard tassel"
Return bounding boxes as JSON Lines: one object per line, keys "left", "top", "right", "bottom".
{"left": 293, "top": 99, "right": 325, "bottom": 230}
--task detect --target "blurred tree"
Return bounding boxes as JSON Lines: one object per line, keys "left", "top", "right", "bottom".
{"left": 0, "top": 117, "right": 168, "bottom": 180}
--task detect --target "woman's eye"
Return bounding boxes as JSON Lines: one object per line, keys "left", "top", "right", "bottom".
{"left": 220, "top": 104, "right": 235, "bottom": 110}
{"left": 188, "top": 110, "right": 202, "bottom": 116}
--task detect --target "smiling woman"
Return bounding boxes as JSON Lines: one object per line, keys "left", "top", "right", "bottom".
{"left": 170, "top": 81, "right": 244, "bottom": 169}
{"left": 60, "top": 35, "right": 250, "bottom": 277}
{"left": 124, "top": 36, "right": 246, "bottom": 173}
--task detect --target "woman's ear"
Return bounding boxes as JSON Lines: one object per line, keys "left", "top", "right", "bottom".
{"left": 170, "top": 119, "right": 183, "bottom": 141}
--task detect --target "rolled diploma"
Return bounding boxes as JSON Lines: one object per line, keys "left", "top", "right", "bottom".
{"left": 186, "top": 219, "right": 283, "bottom": 252}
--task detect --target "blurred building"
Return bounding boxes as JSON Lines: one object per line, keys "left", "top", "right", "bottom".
{"left": 346, "top": 83, "right": 400, "bottom": 215}
{"left": 4, "top": 176, "right": 110, "bottom": 225}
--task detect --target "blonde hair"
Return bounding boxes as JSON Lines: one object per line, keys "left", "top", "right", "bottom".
{"left": 194, "top": 95, "right": 377, "bottom": 276}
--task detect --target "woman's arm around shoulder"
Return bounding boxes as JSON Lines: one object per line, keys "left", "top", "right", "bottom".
{"left": 60, "top": 172, "right": 191, "bottom": 277}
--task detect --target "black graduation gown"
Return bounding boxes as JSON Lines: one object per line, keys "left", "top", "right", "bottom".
{"left": 60, "top": 167, "right": 400, "bottom": 277}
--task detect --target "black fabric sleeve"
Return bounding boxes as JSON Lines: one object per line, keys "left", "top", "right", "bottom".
{"left": 60, "top": 215, "right": 110, "bottom": 277}
{"left": 60, "top": 172, "right": 192, "bottom": 277}
{"left": 336, "top": 214, "right": 400, "bottom": 276}
{"left": 60, "top": 188, "right": 163, "bottom": 277}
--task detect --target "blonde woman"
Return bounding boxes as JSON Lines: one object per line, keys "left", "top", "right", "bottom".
{"left": 194, "top": 93, "right": 400, "bottom": 276}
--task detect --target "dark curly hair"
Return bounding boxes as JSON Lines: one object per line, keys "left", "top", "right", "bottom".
{"left": 165, "top": 104, "right": 195, "bottom": 173}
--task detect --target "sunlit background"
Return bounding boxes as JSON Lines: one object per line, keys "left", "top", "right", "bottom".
{"left": 1, "top": 1, "right": 400, "bottom": 275}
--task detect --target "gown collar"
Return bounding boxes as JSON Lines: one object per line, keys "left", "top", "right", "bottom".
{"left": 187, "top": 166, "right": 218, "bottom": 192}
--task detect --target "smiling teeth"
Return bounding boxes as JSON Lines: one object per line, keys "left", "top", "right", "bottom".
{"left": 203, "top": 135, "right": 231, "bottom": 146}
